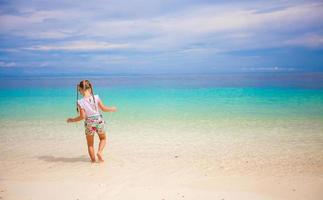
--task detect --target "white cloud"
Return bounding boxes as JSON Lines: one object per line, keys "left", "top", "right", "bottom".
{"left": 0, "top": 61, "right": 16, "bottom": 67}
{"left": 242, "top": 66, "right": 295, "bottom": 71}
{"left": 92, "top": 55, "right": 129, "bottom": 64}
{"left": 1, "top": 1, "right": 323, "bottom": 54}
{"left": 25, "top": 41, "right": 130, "bottom": 51}
{"left": 0, "top": 10, "right": 79, "bottom": 29}
{"left": 0, "top": 9, "right": 88, "bottom": 39}
{"left": 79, "top": 2, "right": 323, "bottom": 52}
{"left": 285, "top": 34, "right": 323, "bottom": 48}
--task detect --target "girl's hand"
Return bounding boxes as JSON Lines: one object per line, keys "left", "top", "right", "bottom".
{"left": 110, "top": 107, "right": 117, "bottom": 112}
{"left": 66, "top": 118, "right": 74, "bottom": 123}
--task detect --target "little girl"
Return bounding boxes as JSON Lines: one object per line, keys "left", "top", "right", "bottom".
{"left": 67, "top": 80, "right": 117, "bottom": 163}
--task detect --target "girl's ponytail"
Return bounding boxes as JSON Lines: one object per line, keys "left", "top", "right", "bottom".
{"left": 76, "top": 84, "right": 79, "bottom": 113}
{"left": 89, "top": 82, "right": 98, "bottom": 112}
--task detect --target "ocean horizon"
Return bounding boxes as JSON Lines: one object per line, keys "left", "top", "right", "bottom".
{"left": 1, "top": 71, "right": 323, "bottom": 88}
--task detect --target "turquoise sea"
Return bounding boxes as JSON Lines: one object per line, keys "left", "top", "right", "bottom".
{"left": 1, "top": 73, "right": 323, "bottom": 122}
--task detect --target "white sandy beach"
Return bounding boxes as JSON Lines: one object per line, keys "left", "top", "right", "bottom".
{"left": 1, "top": 119, "right": 323, "bottom": 200}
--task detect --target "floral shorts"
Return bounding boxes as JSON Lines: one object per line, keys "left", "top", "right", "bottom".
{"left": 84, "top": 114, "right": 105, "bottom": 136}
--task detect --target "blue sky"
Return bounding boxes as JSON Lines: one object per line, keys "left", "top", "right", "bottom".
{"left": 0, "top": 0, "right": 323, "bottom": 76}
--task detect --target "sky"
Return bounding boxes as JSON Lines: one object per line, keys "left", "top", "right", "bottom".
{"left": 0, "top": 0, "right": 323, "bottom": 76}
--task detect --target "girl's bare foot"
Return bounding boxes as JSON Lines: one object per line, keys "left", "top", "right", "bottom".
{"left": 97, "top": 152, "right": 104, "bottom": 162}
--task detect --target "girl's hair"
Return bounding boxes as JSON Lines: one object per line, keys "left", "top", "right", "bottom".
{"left": 76, "top": 80, "right": 97, "bottom": 113}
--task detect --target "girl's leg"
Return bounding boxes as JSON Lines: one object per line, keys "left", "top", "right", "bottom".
{"left": 97, "top": 131, "right": 106, "bottom": 162}
{"left": 86, "top": 134, "right": 96, "bottom": 163}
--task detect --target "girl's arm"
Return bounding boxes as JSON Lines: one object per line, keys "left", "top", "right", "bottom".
{"left": 67, "top": 105, "right": 86, "bottom": 123}
{"left": 98, "top": 100, "right": 117, "bottom": 112}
